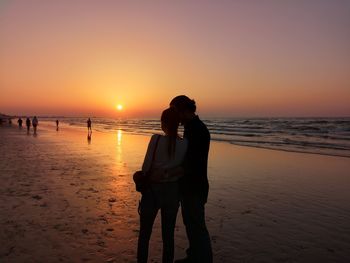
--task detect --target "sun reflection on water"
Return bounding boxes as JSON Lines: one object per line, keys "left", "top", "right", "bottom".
{"left": 117, "top": 129, "right": 122, "bottom": 146}
{"left": 116, "top": 129, "right": 123, "bottom": 167}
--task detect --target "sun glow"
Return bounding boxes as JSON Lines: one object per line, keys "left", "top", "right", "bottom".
{"left": 116, "top": 104, "right": 123, "bottom": 111}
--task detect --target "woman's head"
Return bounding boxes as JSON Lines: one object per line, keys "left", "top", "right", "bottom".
{"left": 161, "top": 107, "right": 180, "bottom": 136}
{"left": 161, "top": 108, "right": 180, "bottom": 158}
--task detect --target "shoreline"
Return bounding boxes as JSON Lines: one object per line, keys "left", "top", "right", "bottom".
{"left": 3, "top": 116, "right": 350, "bottom": 158}
{"left": 38, "top": 120, "right": 350, "bottom": 159}
{"left": 228, "top": 141, "right": 350, "bottom": 159}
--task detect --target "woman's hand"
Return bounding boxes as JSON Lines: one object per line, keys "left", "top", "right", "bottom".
{"left": 150, "top": 168, "right": 166, "bottom": 182}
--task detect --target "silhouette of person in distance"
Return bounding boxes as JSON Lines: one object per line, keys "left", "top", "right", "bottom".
{"left": 87, "top": 118, "right": 92, "bottom": 133}
{"left": 18, "top": 118, "right": 23, "bottom": 128}
{"left": 87, "top": 118, "right": 92, "bottom": 141}
{"left": 32, "top": 116, "right": 38, "bottom": 134}
{"left": 26, "top": 117, "right": 31, "bottom": 133}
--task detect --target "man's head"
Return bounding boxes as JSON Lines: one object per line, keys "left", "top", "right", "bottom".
{"left": 170, "top": 95, "right": 196, "bottom": 124}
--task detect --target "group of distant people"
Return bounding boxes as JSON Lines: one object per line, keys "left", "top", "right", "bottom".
{"left": 15, "top": 117, "right": 61, "bottom": 134}
{"left": 15, "top": 117, "right": 92, "bottom": 136}
{"left": 17, "top": 116, "right": 39, "bottom": 134}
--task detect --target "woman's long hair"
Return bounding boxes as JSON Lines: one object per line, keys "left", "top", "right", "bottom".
{"left": 161, "top": 108, "right": 180, "bottom": 158}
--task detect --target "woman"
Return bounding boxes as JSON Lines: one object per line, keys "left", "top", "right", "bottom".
{"left": 137, "top": 108, "right": 188, "bottom": 263}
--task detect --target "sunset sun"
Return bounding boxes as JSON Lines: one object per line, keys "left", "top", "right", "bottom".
{"left": 116, "top": 104, "right": 123, "bottom": 111}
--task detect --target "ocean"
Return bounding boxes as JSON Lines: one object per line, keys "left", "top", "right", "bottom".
{"left": 40, "top": 117, "right": 350, "bottom": 158}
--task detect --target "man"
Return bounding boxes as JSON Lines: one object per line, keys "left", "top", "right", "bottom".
{"left": 170, "top": 95, "right": 213, "bottom": 263}
{"left": 26, "top": 117, "right": 31, "bottom": 133}
{"left": 87, "top": 118, "right": 92, "bottom": 132}
{"left": 18, "top": 118, "right": 23, "bottom": 128}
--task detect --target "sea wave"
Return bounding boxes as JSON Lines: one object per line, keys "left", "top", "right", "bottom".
{"left": 40, "top": 117, "right": 350, "bottom": 158}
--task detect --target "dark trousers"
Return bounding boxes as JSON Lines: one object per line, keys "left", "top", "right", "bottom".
{"left": 137, "top": 182, "right": 179, "bottom": 263}
{"left": 181, "top": 194, "right": 213, "bottom": 263}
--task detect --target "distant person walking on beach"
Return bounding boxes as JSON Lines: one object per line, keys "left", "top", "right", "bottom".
{"left": 87, "top": 118, "right": 92, "bottom": 139}
{"left": 137, "top": 108, "right": 188, "bottom": 263}
{"left": 18, "top": 118, "right": 23, "bottom": 128}
{"left": 26, "top": 118, "right": 31, "bottom": 133}
{"left": 32, "top": 116, "right": 38, "bottom": 134}
{"left": 170, "top": 95, "right": 213, "bottom": 263}
{"left": 87, "top": 118, "right": 92, "bottom": 132}
{"left": 56, "top": 119, "right": 59, "bottom": 131}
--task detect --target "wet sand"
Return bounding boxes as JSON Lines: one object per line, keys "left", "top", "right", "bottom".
{"left": 1, "top": 124, "right": 350, "bottom": 262}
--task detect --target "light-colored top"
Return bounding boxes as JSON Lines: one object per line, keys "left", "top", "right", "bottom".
{"left": 142, "top": 134, "right": 188, "bottom": 182}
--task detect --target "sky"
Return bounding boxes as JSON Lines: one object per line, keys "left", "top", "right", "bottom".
{"left": 1, "top": 0, "right": 350, "bottom": 118}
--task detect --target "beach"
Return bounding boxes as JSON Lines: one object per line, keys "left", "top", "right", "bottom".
{"left": 1, "top": 124, "right": 350, "bottom": 263}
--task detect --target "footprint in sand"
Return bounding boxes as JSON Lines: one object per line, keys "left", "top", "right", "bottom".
{"left": 31, "top": 195, "right": 42, "bottom": 200}
{"left": 108, "top": 197, "right": 117, "bottom": 203}
{"left": 241, "top": 210, "right": 252, "bottom": 215}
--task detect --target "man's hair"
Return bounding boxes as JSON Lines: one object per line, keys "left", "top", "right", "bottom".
{"left": 170, "top": 95, "right": 196, "bottom": 113}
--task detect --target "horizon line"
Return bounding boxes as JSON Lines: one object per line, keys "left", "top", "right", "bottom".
{"left": 1, "top": 113, "right": 350, "bottom": 119}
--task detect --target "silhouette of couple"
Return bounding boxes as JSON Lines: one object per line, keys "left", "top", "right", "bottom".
{"left": 137, "top": 95, "right": 212, "bottom": 263}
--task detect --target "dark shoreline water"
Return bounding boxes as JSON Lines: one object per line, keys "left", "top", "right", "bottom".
{"left": 38, "top": 117, "right": 350, "bottom": 158}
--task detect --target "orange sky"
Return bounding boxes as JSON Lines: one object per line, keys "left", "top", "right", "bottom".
{"left": 1, "top": 1, "right": 349, "bottom": 117}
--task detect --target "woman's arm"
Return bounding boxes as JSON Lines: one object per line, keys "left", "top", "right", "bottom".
{"left": 142, "top": 134, "right": 158, "bottom": 172}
